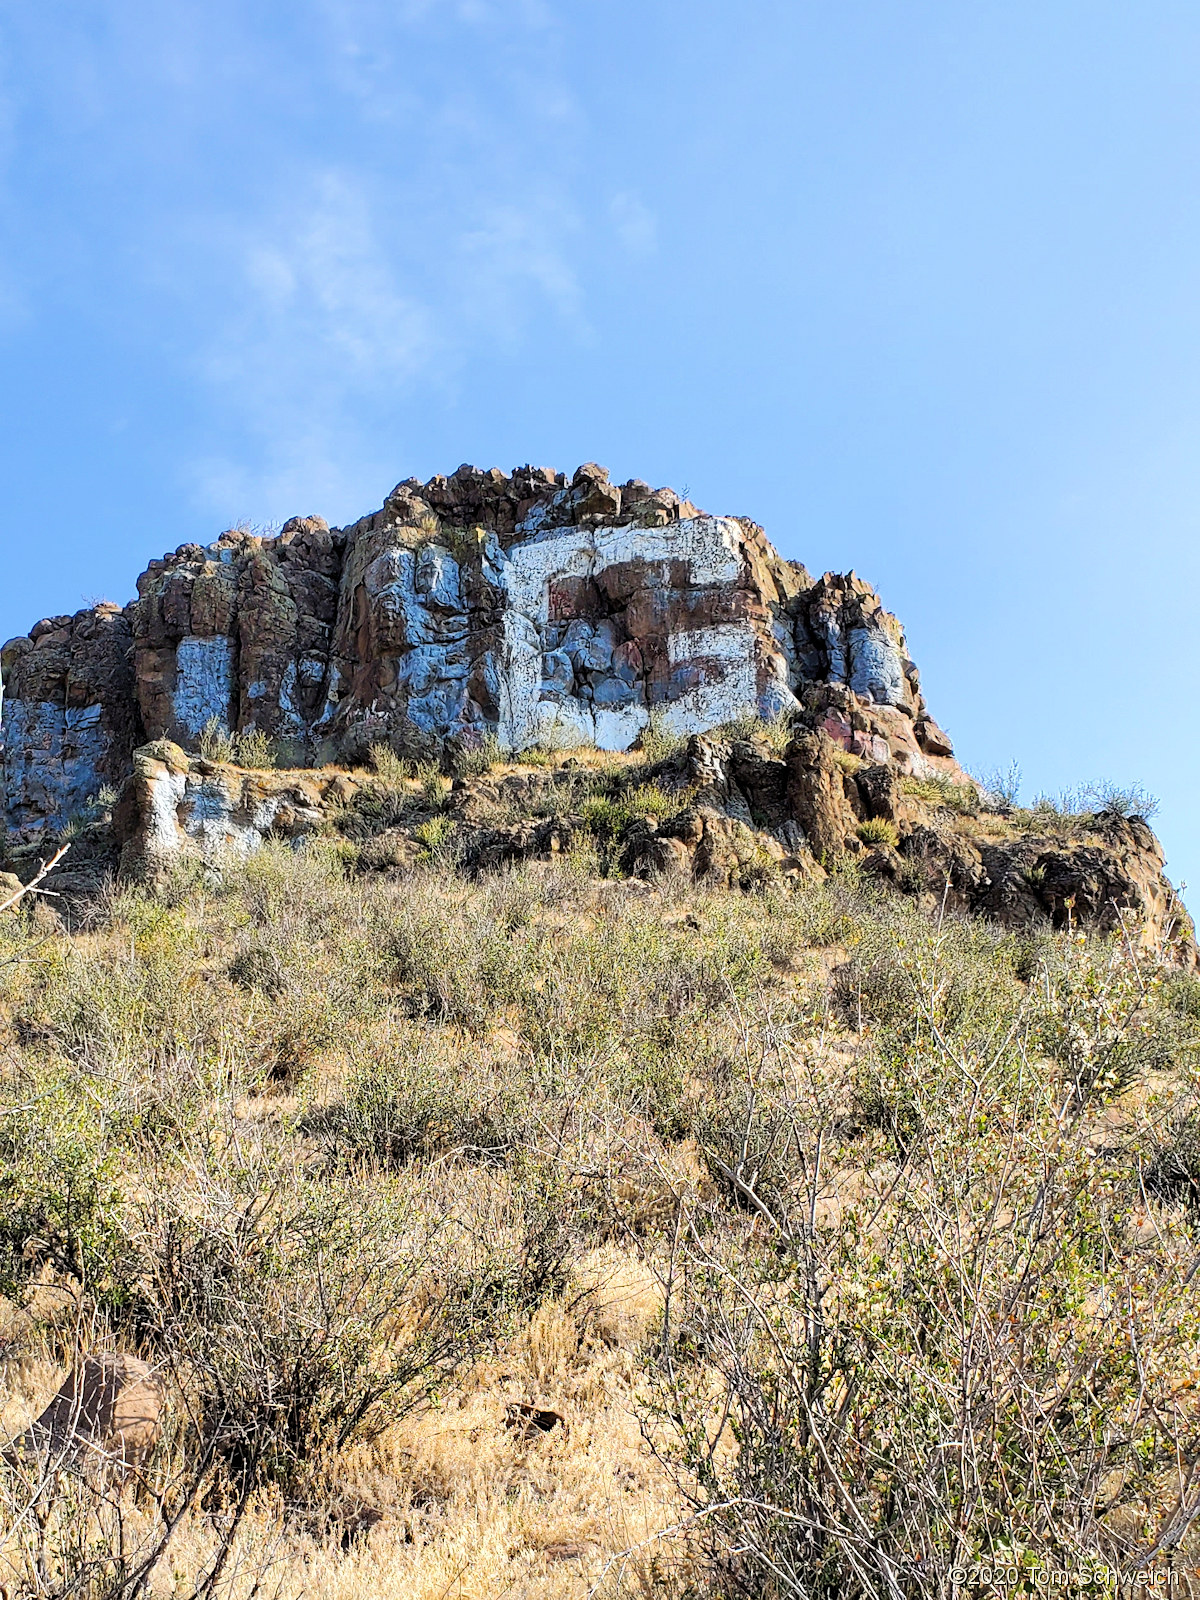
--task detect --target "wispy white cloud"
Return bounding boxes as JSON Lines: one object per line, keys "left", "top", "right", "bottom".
{"left": 208, "top": 171, "right": 439, "bottom": 391}
{"left": 0, "top": 0, "right": 592, "bottom": 519}
{"left": 187, "top": 168, "right": 447, "bottom": 515}
{"left": 177, "top": 3, "right": 586, "bottom": 518}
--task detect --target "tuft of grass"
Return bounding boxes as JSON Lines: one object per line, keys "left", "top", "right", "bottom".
{"left": 901, "top": 771, "right": 978, "bottom": 814}
{"left": 452, "top": 732, "right": 504, "bottom": 777}
{"left": 233, "top": 726, "right": 277, "bottom": 769}
{"left": 635, "top": 709, "right": 686, "bottom": 765}
{"left": 368, "top": 742, "right": 414, "bottom": 784}
{"left": 856, "top": 817, "right": 899, "bottom": 848}
{"left": 58, "top": 788, "right": 115, "bottom": 841}
{"left": 831, "top": 747, "right": 864, "bottom": 774}
{"left": 411, "top": 814, "right": 455, "bottom": 855}
{"left": 198, "top": 716, "right": 235, "bottom": 763}
{"left": 197, "top": 717, "right": 278, "bottom": 769}
{"left": 415, "top": 760, "right": 451, "bottom": 808}
{"left": 716, "top": 712, "right": 794, "bottom": 755}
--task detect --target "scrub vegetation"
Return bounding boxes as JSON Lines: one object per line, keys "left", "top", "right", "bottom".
{"left": 2, "top": 833, "right": 1199, "bottom": 1597}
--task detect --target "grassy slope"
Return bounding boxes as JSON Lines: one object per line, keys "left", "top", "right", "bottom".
{"left": 2, "top": 823, "right": 1200, "bottom": 1596}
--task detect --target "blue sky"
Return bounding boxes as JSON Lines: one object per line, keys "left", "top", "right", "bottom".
{"left": 2, "top": 1, "right": 1200, "bottom": 896}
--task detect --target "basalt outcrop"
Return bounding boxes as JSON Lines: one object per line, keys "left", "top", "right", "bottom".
{"left": 1, "top": 463, "right": 952, "bottom": 841}
{"left": 0, "top": 462, "right": 1190, "bottom": 959}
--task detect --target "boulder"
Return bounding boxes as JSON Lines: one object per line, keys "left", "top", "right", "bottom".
{"left": 4, "top": 1353, "right": 163, "bottom": 1473}
{"left": 112, "top": 742, "right": 336, "bottom": 881}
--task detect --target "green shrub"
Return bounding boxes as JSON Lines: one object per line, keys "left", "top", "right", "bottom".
{"left": 901, "top": 772, "right": 978, "bottom": 814}
{"left": 635, "top": 710, "right": 686, "bottom": 765}
{"left": 412, "top": 814, "right": 455, "bottom": 855}
{"left": 836, "top": 899, "right": 1022, "bottom": 1050}
{"left": 233, "top": 727, "right": 277, "bottom": 769}
{"left": 1144, "top": 1109, "right": 1200, "bottom": 1208}
{"left": 580, "top": 783, "right": 680, "bottom": 849}
{"left": 416, "top": 760, "right": 451, "bottom": 808}
{"left": 580, "top": 794, "right": 626, "bottom": 841}
{"left": 1164, "top": 972, "right": 1200, "bottom": 1021}
{"left": 0, "top": 1079, "right": 133, "bottom": 1304}
{"left": 1027, "top": 779, "right": 1160, "bottom": 822}
{"left": 716, "top": 712, "right": 794, "bottom": 755}
{"left": 623, "top": 781, "right": 681, "bottom": 819}
{"left": 1078, "top": 779, "right": 1160, "bottom": 820}
{"left": 453, "top": 732, "right": 504, "bottom": 777}
{"left": 1033, "top": 937, "right": 1182, "bottom": 1105}
{"left": 368, "top": 742, "right": 414, "bottom": 784}
{"left": 383, "top": 899, "right": 518, "bottom": 1029}
{"left": 198, "top": 715, "right": 235, "bottom": 763}
{"left": 647, "top": 924, "right": 1200, "bottom": 1594}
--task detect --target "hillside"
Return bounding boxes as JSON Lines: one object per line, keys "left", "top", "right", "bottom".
{"left": 1, "top": 471, "right": 1199, "bottom": 1597}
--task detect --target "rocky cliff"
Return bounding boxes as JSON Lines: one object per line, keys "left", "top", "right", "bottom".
{"left": 1, "top": 462, "right": 952, "bottom": 837}
{"left": 1, "top": 461, "right": 1190, "bottom": 960}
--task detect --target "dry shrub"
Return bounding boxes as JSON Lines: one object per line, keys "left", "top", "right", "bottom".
{"left": 3, "top": 836, "right": 1200, "bottom": 1595}
{"left": 567, "top": 1247, "right": 663, "bottom": 1351}
{"left": 645, "top": 922, "right": 1200, "bottom": 1596}
{"left": 313, "top": 1028, "right": 531, "bottom": 1169}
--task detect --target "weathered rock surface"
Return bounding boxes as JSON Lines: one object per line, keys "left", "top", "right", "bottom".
{"left": 111, "top": 739, "right": 358, "bottom": 881}
{"left": 4, "top": 1353, "right": 164, "bottom": 1473}
{"left": 1, "top": 605, "right": 141, "bottom": 835}
{"left": 2, "top": 460, "right": 1189, "bottom": 958}
{"left": 66, "top": 721, "right": 1188, "bottom": 958}
{"left": 2, "top": 463, "right": 949, "bottom": 842}
{"left": 444, "top": 731, "right": 1195, "bottom": 956}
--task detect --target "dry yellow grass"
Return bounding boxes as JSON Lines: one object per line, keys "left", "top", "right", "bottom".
{"left": 1, "top": 1254, "right": 687, "bottom": 1599}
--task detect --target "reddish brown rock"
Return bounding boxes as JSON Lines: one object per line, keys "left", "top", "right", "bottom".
{"left": 3, "top": 460, "right": 1188, "bottom": 960}
{"left": 6, "top": 464, "right": 958, "bottom": 843}
{"left": 786, "top": 732, "right": 861, "bottom": 863}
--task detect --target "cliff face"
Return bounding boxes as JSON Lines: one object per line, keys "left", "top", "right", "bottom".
{"left": 1, "top": 460, "right": 1191, "bottom": 959}
{"left": 0, "top": 462, "right": 954, "bottom": 839}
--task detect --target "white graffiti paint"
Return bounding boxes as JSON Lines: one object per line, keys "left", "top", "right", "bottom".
{"left": 494, "top": 518, "right": 770, "bottom": 751}
{"left": 172, "top": 636, "right": 236, "bottom": 736}
{"left": 0, "top": 699, "right": 108, "bottom": 833}
{"left": 848, "top": 627, "right": 908, "bottom": 707}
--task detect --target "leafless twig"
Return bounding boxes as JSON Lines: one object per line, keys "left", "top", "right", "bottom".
{"left": 0, "top": 841, "right": 70, "bottom": 915}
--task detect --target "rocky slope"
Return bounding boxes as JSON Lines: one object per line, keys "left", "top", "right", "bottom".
{"left": 97, "top": 729, "right": 1192, "bottom": 961}
{"left": 1, "top": 461, "right": 1191, "bottom": 957}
